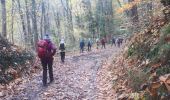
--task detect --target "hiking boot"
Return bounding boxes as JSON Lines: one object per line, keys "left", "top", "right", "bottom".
{"left": 50, "top": 79, "right": 54, "bottom": 83}
{"left": 62, "top": 60, "right": 64, "bottom": 63}
{"left": 43, "top": 83, "right": 47, "bottom": 87}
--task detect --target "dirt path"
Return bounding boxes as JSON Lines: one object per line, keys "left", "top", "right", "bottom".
{"left": 6, "top": 46, "right": 121, "bottom": 100}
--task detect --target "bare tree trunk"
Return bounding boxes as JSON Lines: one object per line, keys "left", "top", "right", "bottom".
{"left": 52, "top": 7, "right": 61, "bottom": 38}
{"left": 56, "top": 12, "right": 61, "bottom": 37}
{"left": 104, "top": 0, "right": 114, "bottom": 39}
{"left": 61, "top": 0, "right": 75, "bottom": 45}
{"left": 17, "top": 0, "right": 27, "bottom": 46}
{"left": 86, "top": 0, "right": 94, "bottom": 38}
{"left": 40, "top": 0, "right": 45, "bottom": 39}
{"left": 40, "top": 13, "right": 43, "bottom": 39}
{"left": 96, "top": 0, "right": 105, "bottom": 37}
{"left": 1, "top": 0, "right": 7, "bottom": 38}
{"left": 66, "top": 0, "right": 75, "bottom": 42}
{"left": 11, "top": 0, "right": 14, "bottom": 43}
{"left": 32, "top": 0, "right": 38, "bottom": 49}
{"left": 41, "top": 0, "right": 48, "bottom": 35}
{"left": 117, "top": 0, "right": 122, "bottom": 7}
{"left": 25, "top": 0, "right": 32, "bottom": 47}
{"left": 128, "top": 0, "right": 139, "bottom": 33}
{"left": 46, "top": 0, "right": 50, "bottom": 33}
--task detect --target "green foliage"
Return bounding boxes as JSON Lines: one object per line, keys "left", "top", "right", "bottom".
{"left": 158, "top": 43, "right": 170, "bottom": 56}
{"left": 128, "top": 23, "right": 170, "bottom": 63}
{"left": 146, "top": 45, "right": 159, "bottom": 60}
{"left": 128, "top": 43, "right": 148, "bottom": 58}
{"left": 161, "top": 0, "right": 170, "bottom": 6}
{"left": 0, "top": 49, "right": 34, "bottom": 84}
{"left": 128, "top": 45, "right": 135, "bottom": 57}
{"left": 80, "top": 32, "right": 91, "bottom": 38}
{"left": 0, "top": 50, "right": 33, "bottom": 71}
{"left": 156, "top": 65, "right": 170, "bottom": 76}
{"left": 128, "top": 39, "right": 152, "bottom": 60}
{"left": 145, "top": 24, "right": 170, "bottom": 62}
{"left": 51, "top": 30, "right": 60, "bottom": 45}
{"left": 157, "top": 84, "right": 170, "bottom": 100}
{"left": 141, "top": 85, "right": 169, "bottom": 100}
{"left": 0, "top": 74, "right": 14, "bottom": 84}
{"left": 162, "top": 24, "right": 170, "bottom": 36}
{"left": 128, "top": 69, "right": 149, "bottom": 91}
{"left": 142, "top": 92, "right": 153, "bottom": 100}
{"left": 100, "top": 32, "right": 107, "bottom": 37}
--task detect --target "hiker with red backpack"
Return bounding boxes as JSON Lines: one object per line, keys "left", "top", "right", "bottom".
{"left": 37, "top": 34, "right": 56, "bottom": 86}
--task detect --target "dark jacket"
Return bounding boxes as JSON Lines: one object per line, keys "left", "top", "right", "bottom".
{"left": 80, "top": 41, "right": 85, "bottom": 48}
{"left": 101, "top": 39, "right": 105, "bottom": 45}
{"left": 59, "top": 43, "right": 65, "bottom": 52}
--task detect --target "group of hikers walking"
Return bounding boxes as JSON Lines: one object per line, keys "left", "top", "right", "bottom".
{"left": 80, "top": 37, "right": 110, "bottom": 52}
{"left": 37, "top": 34, "right": 124, "bottom": 86}
{"left": 111, "top": 37, "right": 124, "bottom": 47}
{"left": 79, "top": 38, "right": 93, "bottom": 53}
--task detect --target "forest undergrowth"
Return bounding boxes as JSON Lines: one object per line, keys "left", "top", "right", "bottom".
{"left": 112, "top": 5, "right": 170, "bottom": 100}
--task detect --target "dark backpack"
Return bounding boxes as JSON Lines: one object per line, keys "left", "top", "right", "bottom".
{"left": 59, "top": 43, "right": 65, "bottom": 51}
{"left": 88, "top": 41, "right": 91, "bottom": 46}
{"left": 37, "top": 40, "right": 48, "bottom": 58}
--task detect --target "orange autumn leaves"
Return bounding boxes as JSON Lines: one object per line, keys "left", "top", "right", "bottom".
{"left": 116, "top": 0, "right": 143, "bottom": 14}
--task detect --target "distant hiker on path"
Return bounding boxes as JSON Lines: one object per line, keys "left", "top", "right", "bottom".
{"left": 101, "top": 38, "right": 106, "bottom": 49}
{"left": 111, "top": 37, "right": 116, "bottom": 46}
{"left": 96, "top": 38, "right": 100, "bottom": 49}
{"left": 117, "top": 38, "right": 123, "bottom": 47}
{"left": 115, "top": 38, "right": 119, "bottom": 47}
{"left": 37, "top": 34, "right": 56, "bottom": 86}
{"left": 80, "top": 39, "right": 85, "bottom": 53}
{"left": 119, "top": 38, "right": 123, "bottom": 45}
{"left": 59, "top": 39, "right": 65, "bottom": 63}
{"left": 87, "top": 38, "right": 92, "bottom": 51}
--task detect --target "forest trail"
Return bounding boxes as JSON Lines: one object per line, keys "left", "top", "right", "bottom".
{"left": 7, "top": 46, "right": 122, "bottom": 100}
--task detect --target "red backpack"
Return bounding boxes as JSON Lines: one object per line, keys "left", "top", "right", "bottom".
{"left": 37, "top": 40, "right": 48, "bottom": 58}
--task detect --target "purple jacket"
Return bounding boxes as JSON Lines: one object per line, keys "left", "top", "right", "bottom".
{"left": 45, "top": 39, "right": 56, "bottom": 58}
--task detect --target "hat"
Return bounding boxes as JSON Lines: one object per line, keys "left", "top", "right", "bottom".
{"left": 44, "top": 34, "right": 50, "bottom": 40}
{"left": 60, "top": 38, "right": 65, "bottom": 44}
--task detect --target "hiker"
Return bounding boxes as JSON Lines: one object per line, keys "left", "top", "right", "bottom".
{"left": 117, "top": 38, "right": 123, "bottom": 47}
{"left": 101, "top": 38, "right": 106, "bottom": 49}
{"left": 59, "top": 39, "right": 65, "bottom": 63}
{"left": 96, "top": 38, "right": 100, "bottom": 49}
{"left": 37, "top": 34, "right": 56, "bottom": 86}
{"left": 119, "top": 38, "right": 123, "bottom": 45}
{"left": 87, "top": 38, "right": 92, "bottom": 51}
{"left": 80, "top": 39, "right": 85, "bottom": 53}
{"left": 111, "top": 37, "right": 116, "bottom": 46}
{"left": 115, "top": 38, "right": 119, "bottom": 47}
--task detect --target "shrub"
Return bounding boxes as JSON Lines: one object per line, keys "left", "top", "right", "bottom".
{"left": 146, "top": 45, "right": 159, "bottom": 60}
{"left": 128, "top": 45, "right": 135, "bottom": 57}
{"left": 156, "top": 65, "right": 170, "bottom": 76}
{"left": 128, "top": 69, "right": 149, "bottom": 91}
{"left": 0, "top": 49, "right": 34, "bottom": 84}
{"left": 0, "top": 50, "right": 33, "bottom": 71}
{"left": 161, "top": 0, "right": 170, "bottom": 6}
